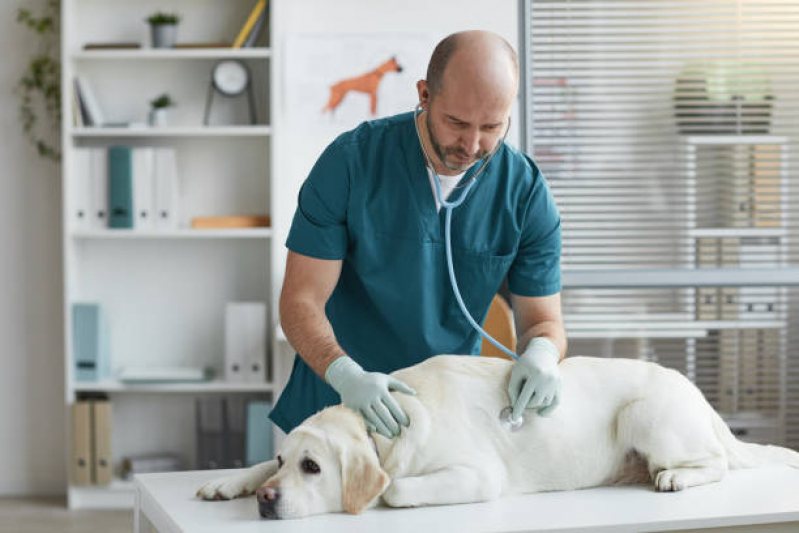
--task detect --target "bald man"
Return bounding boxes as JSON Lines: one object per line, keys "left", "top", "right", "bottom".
{"left": 273, "top": 31, "right": 565, "bottom": 439}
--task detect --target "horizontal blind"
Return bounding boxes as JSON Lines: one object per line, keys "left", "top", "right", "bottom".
{"left": 523, "top": 0, "right": 799, "bottom": 448}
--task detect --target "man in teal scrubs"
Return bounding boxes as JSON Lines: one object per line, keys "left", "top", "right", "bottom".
{"left": 271, "top": 30, "right": 567, "bottom": 438}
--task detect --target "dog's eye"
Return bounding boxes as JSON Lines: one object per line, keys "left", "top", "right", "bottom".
{"left": 301, "top": 458, "right": 320, "bottom": 475}
{"left": 277, "top": 455, "right": 284, "bottom": 469}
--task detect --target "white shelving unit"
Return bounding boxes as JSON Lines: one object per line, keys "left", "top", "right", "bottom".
{"left": 60, "top": 0, "right": 285, "bottom": 509}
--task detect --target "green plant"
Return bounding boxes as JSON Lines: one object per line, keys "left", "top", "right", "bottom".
{"left": 16, "top": 0, "right": 61, "bottom": 163}
{"left": 146, "top": 12, "right": 180, "bottom": 25}
{"left": 150, "top": 93, "right": 175, "bottom": 109}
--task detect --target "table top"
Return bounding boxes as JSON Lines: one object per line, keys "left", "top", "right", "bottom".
{"left": 135, "top": 466, "right": 799, "bottom": 533}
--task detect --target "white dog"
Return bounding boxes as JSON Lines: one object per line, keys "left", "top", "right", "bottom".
{"left": 197, "top": 355, "right": 799, "bottom": 519}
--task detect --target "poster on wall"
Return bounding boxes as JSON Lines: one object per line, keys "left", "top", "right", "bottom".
{"left": 285, "top": 32, "right": 434, "bottom": 139}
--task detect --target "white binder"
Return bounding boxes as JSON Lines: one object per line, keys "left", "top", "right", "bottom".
{"left": 71, "top": 148, "right": 92, "bottom": 230}
{"left": 225, "top": 302, "right": 267, "bottom": 383}
{"left": 132, "top": 148, "right": 155, "bottom": 230}
{"left": 154, "top": 148, "right": 180, "bottom": 230}
{"left": 90, "top": 148, "right": 108, "bottom": 229}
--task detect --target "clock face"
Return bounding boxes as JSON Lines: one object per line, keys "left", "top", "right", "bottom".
{"left": 213, "top": 60, "right": 249, "bottom": 95}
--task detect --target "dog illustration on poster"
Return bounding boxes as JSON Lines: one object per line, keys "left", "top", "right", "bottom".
{"left": 322, "top": 56, "right": 403, "bottom": 116}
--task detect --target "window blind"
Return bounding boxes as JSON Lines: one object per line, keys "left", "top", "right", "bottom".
{"left": 523, "top": 0, "right": 799, "bottom": 448}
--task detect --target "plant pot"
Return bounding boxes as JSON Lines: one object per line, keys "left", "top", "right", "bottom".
{"left": 151, "top": 23, "right": 177, "bottom": 49}
{"left": 149, "top": 108, "right": 168, "bottom": 127}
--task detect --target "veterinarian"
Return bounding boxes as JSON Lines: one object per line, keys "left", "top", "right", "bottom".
{"left": 271, "top": 30, "right": 566, "bottom": 439}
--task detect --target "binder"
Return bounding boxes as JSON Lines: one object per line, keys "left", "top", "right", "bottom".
{"left": 72, "top": 303, "right": 110, "bottom": 382}
{"left": 154, "top": 148, "right": 180, "bottom": 230}
{"left": 90, "top": 148, "right": 108, "bottom": 229}
{"left": 108, "top": 146, "right": 134, "bottom": 229}
{"left": 246, "top": 401, "right": 273, "bottom": 466}
{"left": 225, "top": 302, "right": 266, "bottom": 383}
{"left": 132, "top": 148, "right": 155, "bottom": 230}
{"left": 71, "top": 402, "right": 93, "bottom": 485}
{"left": 243, "top": 8, "right": 267, "bottom": 48}
{"left": 92, "top": 400, "right": 113, "bottom": 485}
{"left": 72, "top": 149, "right": 92, "bottom": 229}
{"left": 233, "top": 0, "right": 267, "bottom": 49}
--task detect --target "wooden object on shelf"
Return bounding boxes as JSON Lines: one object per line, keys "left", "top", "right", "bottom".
{"left": 84, "top": 43, "right": 141, "bottom": 50}
{"left": 175, "top": 43, "right": 233, "bottom": 49}
{"left": 191, "top": 215, "right": 271, "bottom": 229}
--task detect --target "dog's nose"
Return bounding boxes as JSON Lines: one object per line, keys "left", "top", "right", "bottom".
{"left": 256, "top": 486, "right": 280, "bottom": 519}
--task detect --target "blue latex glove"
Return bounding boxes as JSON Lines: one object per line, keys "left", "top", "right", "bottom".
{"left": 508, "top": 337, "right": 562, "bottom": 420}
{"left": 325, "top": 356, "right": 416, "bottom": 439}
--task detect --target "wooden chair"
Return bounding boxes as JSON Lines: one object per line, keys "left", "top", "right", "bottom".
{"left": 481, "top": 294, "right": 516, "bottom": 360}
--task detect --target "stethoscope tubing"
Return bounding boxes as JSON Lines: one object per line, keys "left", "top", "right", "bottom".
{"left": 414, "top": 104, "right": 518, "bottom": 360}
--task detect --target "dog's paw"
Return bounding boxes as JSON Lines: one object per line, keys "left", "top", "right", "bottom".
{"left": 196, "top": 475, "right": 258, "bottom": 501}
{"left": 655, "top": 470, "right": 686, "bottom": 492}
{"left": 381, "top": 479, "right": 418, "bottom": 508}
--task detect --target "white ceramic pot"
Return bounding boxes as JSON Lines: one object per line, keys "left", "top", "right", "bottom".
{"left": 151, "top": 24, "right": 177, "bottom": 49}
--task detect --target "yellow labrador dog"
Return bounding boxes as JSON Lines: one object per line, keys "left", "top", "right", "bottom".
{"left": 197, "top": 355, "right": 799, "bottom": 519}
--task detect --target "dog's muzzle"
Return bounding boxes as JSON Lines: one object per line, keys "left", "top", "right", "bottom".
{"left": 256, "top": 486, "right": 280, "bottom": 519}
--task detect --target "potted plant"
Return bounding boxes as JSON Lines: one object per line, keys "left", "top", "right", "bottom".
{"left": 149, "top": 93, "right": 175, "bottom": 126}
{"left": 146, "top": 12, "right": 180, "bottom": 49}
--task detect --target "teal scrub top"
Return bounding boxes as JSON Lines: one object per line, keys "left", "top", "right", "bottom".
{"left": 269, "top": 111, "right": 561, "bottom": 434}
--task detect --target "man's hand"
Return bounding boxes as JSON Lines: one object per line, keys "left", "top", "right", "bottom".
{"left": 508, "top": 337, "right": 562, "bottom": 420}
{"left": 325, "top": 356, "right": 416, "bottom": 438}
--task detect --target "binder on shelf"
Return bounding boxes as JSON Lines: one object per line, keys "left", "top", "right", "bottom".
{"left": 196, "top": 397, "right": 225, "bottom": 469}
{"left": 233, "top": 0, "right": 267, "bottom": 48}
{"left": 246, "top": 401, "right": 273, "bottom": 466}
{"left": 242, "top": 7, "right": 268, "bottom": 48}
{"left": 132, "top": 148, "right": 155, "bottom": 230}
{"left": 92, "top": 400, "right": 113, "bottom": 485}
{"left": 225, "top": 302, "right": 267, "bottom": 383}
{"left": 71, "top": 401, "right": 92, "bottom": 485}
{"left": 90, "top": 149, "right": 108, "bottom": 228}
{"left": 108, "top": 146, "right": 134, "bottom": 229}
{"left": 71, "top": 149, "right": 92, "bottom": 229}
{"left": 72, "top": 303, "right": 110, "bottom": 382}
{"left": 154, "top": 148, "right": 180, "bottom": 230}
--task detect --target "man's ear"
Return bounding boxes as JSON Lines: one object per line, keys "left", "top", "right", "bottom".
{"left": 337, "top": 437, "right": 390, "bottom": 514}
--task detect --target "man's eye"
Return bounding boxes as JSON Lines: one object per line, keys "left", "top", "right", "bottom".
{"left": 301, "top": 458, "right": 321, "bottom": 474}
{"left": 277, "top": 455, "right": 284, "bottom": 468}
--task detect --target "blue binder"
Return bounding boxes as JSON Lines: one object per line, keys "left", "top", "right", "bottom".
{"left": 108, "top": 146, "right": 134, "bottom": 229}
{"left": 72, "top": 303, "right": 110, "bottom": 382}
{"left": 246, "top": 401, "right": 273, "bottom": 466}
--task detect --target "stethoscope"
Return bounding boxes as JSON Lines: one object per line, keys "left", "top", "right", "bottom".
{"left": 413, "top": 103, "right": 525, "bottom": 431}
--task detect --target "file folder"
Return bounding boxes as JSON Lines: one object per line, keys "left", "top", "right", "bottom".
{"left": 108, "top": 146, "right": 134, "bottom": 229}
{"left": 92, "top": 400, "right": 113, "bottom": 485}
{"left": 246, "top": 401, "right": 273, "bottom": 467}
{"left": 71, "top": 402, "right": 92, "bottom": 485}
{"left": 72, "top": 303, "right": 110, "bottom": 382}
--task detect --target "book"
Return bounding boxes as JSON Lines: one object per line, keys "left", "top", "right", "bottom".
{"left": 243, "top": 8, "right": 267, "bottom": 48}
{"left": 75, "top": 75, "right": 105, "bottom": 126}
{"left": 191, "top": 215, "right": 271, "bottom": 229}
{"left": 233, "top": 0, "right": 267, "bottom": 49}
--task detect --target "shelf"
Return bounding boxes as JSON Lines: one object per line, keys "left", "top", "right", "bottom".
{"left": 684, "top": 135, "right": 789, "bottom": 145}
{"left": 71, "top": 228, "right": 273, "bottom": 240}
{"left": 70, "top": 126, "right": 272, "bottom": 138}
{"left": 74, "top": 379, "right": 275, "bottom": 394}
{"left": 72, "top": 48, "right": 272, "bottom": 60}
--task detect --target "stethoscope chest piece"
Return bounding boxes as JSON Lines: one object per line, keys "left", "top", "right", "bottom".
{"left": 499, "top": 406, "right": 525, "bottom": 432}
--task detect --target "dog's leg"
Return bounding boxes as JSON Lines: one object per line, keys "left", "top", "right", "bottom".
{"left": 616, "top": 397, "right": 728, "bottom": 492}
{"left": 382, "top": 465, "right": 500, "bottom": 508}
{"left": 196, "top": 459, "right": 279, "bottom": 500}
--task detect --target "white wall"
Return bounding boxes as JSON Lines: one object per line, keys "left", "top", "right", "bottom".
{"left": 0, "top": 0, "right": 67, "bottom": 495}
{"left": 0, "top": 0, "right": 518, "bottom": 496}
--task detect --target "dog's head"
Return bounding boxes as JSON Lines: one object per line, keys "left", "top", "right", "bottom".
{"left": 256, "top": 406, "right": 390, "bottom": 519}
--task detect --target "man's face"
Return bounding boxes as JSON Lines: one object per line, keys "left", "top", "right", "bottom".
{"left": 420, "top": 75, "right": 514, "bottom": 175}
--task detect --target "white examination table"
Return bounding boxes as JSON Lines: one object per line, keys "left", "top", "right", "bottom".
{"left": 134, "top": 466, "right": 799, "bottom": 533}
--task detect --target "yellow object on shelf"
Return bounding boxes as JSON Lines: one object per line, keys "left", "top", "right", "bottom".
{"left": 232, "top": 0, "right": 267, "bottom": 49}
{"left": 191, "top": 215, "right": 271, "bottom": 229}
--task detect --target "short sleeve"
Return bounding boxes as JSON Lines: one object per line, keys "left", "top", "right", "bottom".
{"left": 507, "top": 169, "right": 562, "bottom": 297}
{"left": 285, "top": 140, "right": 350, "bottom": 260}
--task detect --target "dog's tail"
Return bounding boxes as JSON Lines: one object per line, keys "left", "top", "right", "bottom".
{"left": 713, "top": 411, "right": 799, "bottom": 469}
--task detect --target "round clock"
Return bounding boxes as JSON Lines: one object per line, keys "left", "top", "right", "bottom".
{"left": 212, "top": 60, "right": 250, "bottom": 96}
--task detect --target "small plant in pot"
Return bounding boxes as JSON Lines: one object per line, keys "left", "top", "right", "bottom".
{"left": 149, "top": 93, "right": 175, "bottom": 126}
{"left": 146, "top": 12, "right": 180, "bottom": 49}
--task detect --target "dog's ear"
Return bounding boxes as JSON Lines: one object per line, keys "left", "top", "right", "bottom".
{"left": 336, "top": 436, "right": 390, "bottom": 515}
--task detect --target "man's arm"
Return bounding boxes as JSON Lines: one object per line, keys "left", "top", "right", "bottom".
{"left": 510, "top": 292, "right": 567, "bottom": 361}
{"left": 279, "top": 250, "right": 346, "bottom": 378}
{"left": 279, "top": 250, "right": 414, "bottom": 438}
